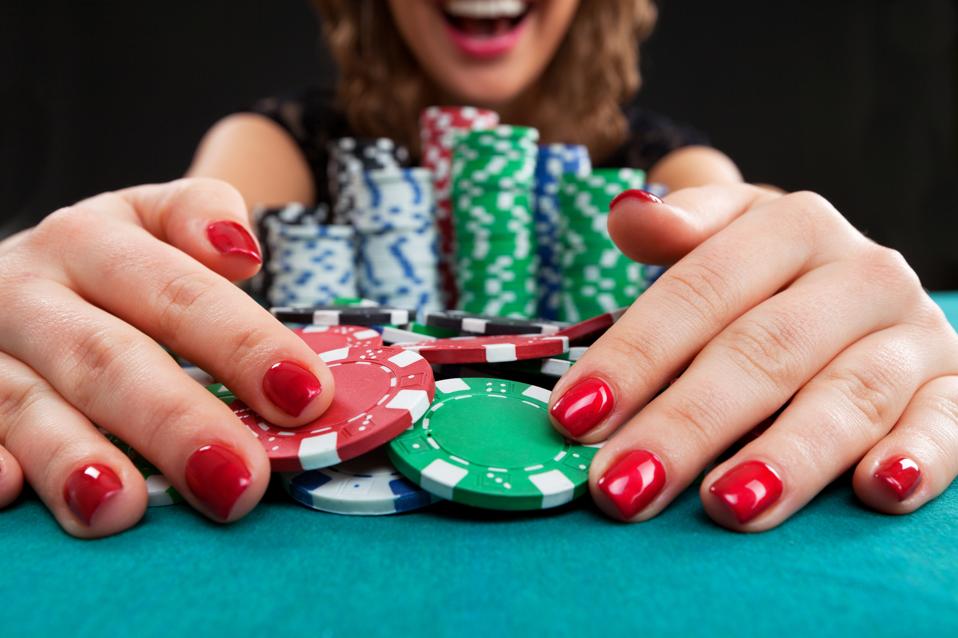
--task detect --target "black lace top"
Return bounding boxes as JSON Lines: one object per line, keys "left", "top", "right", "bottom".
{"left": 250, "top": 86, "right": 709, "bottom": 203}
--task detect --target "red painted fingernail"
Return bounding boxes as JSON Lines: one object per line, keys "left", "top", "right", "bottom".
{"left": 709, "top": 460, "right": 783, "bottom": 524}
{"left": 550, "top": 377, "right": 614, "bottom": 437}
{"left": 263, "top": 360, "right": 323, "bottom": 417}
{"left": 597, "top": 450, "right": 666, "bottom": 519}
{"left": 610, "top": 188, "right": 663, "bottom": 211}
{"left": 63, "top": 464, "right": 123, "bottom": 526}
{"left": 874, "top": 456, "right": 921, "bottom": 501}
{"left": 185, "top": 444, "right": 252, "bottom": 521}
{"left": 206, "top": 220, "right": 261, "bottom": 264}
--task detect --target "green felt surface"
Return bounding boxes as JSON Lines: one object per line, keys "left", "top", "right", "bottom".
{"left": 4, "top": 292, "right": 958, "bottom": 638}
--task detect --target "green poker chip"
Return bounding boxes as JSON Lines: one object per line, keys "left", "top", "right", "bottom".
{"left": 103, "top": 432, "right": 182, "bottom": 507}
{"left": 206, "top": 382, "right": 236, "bottom": 405}
{"left": 388, "top": 377, "right": 597, "bottom": 510}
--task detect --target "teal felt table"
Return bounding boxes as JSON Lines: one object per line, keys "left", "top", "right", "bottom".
{"left": 4, "top": 293, "right": 958, "bottom": 638}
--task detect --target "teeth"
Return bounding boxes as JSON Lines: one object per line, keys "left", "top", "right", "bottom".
{"left": 444, "top": 0, "right": 528, "bottom": 19}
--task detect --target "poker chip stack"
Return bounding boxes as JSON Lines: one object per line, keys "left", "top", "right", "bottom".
{"left": 262, "top": 204, "right": 356, "bottom": 305}
{"left": 533, "top": 144, "right": 592, "bottom": 320}
{"left": 253, "top": 203, "right": 359, "bottom": 307}
{"left": 350, "top": 167, "right": 443, "bottom": 312}
{"left": 557, "top": 168, "right": 649, "bottom": 321}
{"left": 451, "top": 125, "right": 540, "bottom": 318}
{"left": 328, "top": 137, "right": 413, "bottom": 225}
{"left": 419, "top": 106, "right": 500, "bottom": 307}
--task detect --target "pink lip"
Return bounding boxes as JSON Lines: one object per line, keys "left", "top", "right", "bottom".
{"left": 443, "top": 16, "right": 529, "bottom": 60}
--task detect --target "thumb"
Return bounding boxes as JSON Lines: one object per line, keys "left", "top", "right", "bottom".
{"left": 114, "top": 177, "right": 262, "bottom": 283}
{"left": 607, "top": 184, "right": 782, "bottom": 265}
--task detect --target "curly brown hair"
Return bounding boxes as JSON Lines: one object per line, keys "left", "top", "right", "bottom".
{"left": 314, "top": 0, "right": 657, "bottom": 162}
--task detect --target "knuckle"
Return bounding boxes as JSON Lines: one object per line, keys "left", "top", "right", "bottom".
{"left": 0, "top": 376, "right": 51, "bottom": 444}
{"left": 153, "top": 270, "right": 221, "bottom": 344}
{"left": 62, "top": 328, "right": 140, "bottom": 414}
{"left": 719, "top": 312, "right": 811, "bottom": 391}
{"left": 223, "top": 324, "right": 277, "bottom": 374}
{"left": 859, "top": 246, "right": 921, "bottom": 293}
{"left": 820, "top": 362, "right": 902, "bottom": 429}
{"left": 31, "top": 206, "right": 94, "bottom": 244}
{"left": 782, "top": 191, "right": 856, "bottom": 247}
{"left": 136, "top": 396, "right": 202, "bottom": 460}
{"left": 660, "top": 389, "right": 731, "bottom": 455}
{"left": 658, "top": 260, "right": 734, "bottom": 324}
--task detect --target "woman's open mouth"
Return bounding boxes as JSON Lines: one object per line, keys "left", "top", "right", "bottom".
{"left": 439, "top": 0, "right": 534, "bottom": 59}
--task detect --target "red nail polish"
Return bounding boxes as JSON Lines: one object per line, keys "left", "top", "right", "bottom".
{"left": 610, "top": 188, "right": 663, "bottom": 211}
{"left": 63, "top": 464, "right": 123, "bottom": 526}
{"left": 709, "top": 460, "right": 783, "bottom": 524}
{"left": 262, "top": 360, "right": 322, "bottom": 417}
{"left": 206, "top": 220, "right": 262, "bottom": 264}
{"left": 550, "top": 377, "right": 614, "bottom": 437}
{"left": 597, "top": 450, "right": 666, "bottom": 519}
{"left": 185, "top": 444, "right": 252, "bottom": 520}
{"left": 874, "top": 456, "right": 921, "bottom": 501}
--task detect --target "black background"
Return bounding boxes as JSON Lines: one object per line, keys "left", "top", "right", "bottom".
{"left": 2, "top": 0, "right": 956, "bottom": 287}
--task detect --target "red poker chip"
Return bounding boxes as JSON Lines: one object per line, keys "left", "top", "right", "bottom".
{"left": 400, "top": 334, "right": 568, "bottom": 364}
{"left": 233, "top": 346, "right": 435, "bottom": 472}
{"left": 556, "top": 308, "right": 628, "bottom": 342}
{"left": 293, "top": 325, "right": 383, "bottom": 355}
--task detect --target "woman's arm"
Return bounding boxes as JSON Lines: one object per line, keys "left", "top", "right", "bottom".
{"left": 648, "top": 145, "right": 743, "bottom": 191}
{"left": 187, "top": 113, "right": 316, "bottom": 216}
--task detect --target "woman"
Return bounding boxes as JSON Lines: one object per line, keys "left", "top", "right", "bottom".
{"left": 0, "top": 0, "right": 954, "bottom": 538}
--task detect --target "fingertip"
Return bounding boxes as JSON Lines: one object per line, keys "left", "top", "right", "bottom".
{"left": 59, "top": 460, "right": 148, "bottom": 539}
{"left": 183, "top": 442, "right": 267, "bottom": 523}
{"left": 853, "top": 454, "right": 925, "bottom": 515}
{"left": 0, "top": 446, "right": 24, "bottom": 508}
{"left": 259, "top": 358, "right": 336, "bottom": 426}
{"left": 607, "top": 194, "right": 701, "bottom": 265}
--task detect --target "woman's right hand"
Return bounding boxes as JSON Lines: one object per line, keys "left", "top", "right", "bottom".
{"left": 0, "top": 178, "right": 335, "bottom": 538}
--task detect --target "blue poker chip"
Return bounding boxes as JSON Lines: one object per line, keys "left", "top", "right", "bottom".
{"left": 280, "top": 447, "right": 438, "bottom": 516}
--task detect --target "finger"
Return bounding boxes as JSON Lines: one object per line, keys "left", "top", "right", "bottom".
{"left": 585, "top": 252, "right": 923, "bottom": 522}
{"left": 29, "top": 196, "right": 334, "bottom": 426}
{"left": 854, "top": 374, "right": 958, "bottom": 513}
{"left": 0, "top": 352, "right": 146, "bottom": 537}
{"left": 112, "top": 177, "right": 262, "bottom": 282}
{"left": 607, "top": 183, "right": 781, "bottom": 265}
{"left": 550, "top": 190, "right": 875, "bottom": 444}
{"left": 701, "top": 314, "right": 957, "bottom": 531}
{"left": 0, "top": 443, "right": 24, "bottom": 508}
{"left": 0, "top": 283, "right": 270, "bottom": 523}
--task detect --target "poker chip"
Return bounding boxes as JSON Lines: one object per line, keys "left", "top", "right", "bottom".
{"left": 104, "top": 433, "right": 182, "bottom": 507}
{"left": 232, "top": 346, "right": 435, "bottom": 472}
{"left": 422, "top": 310, "right": 566, "bottom": 336}
{"left": 271, "top": 305, "right": 413, "bottom": 327}
{"left": 280, "top": 447, "right": 438, "bottom": 516}
{"left": 400, "top": 334, "right": 568, "bottom": 364}
{"left": 206, "top": 382, "right": 235, "bottom": 404}
{"left": 293, "top": 325, "right": 383, "bottom": 354}
{"left": 420, "top": 106, "right": 500, "bottom": 307}
{"left": 452, "top": 126, "right": 541, "bottom": 318}
{"left": 558, "top": 169, "right": 653, "bottom": 321}
{"left": 496, "top": 346, "right": 588, "bottom": 378}
{"left": 388, "top": 377, "right": 597, "bottom": 510}
{"left": 377, "top": 322, "right": 455, "bottom": 344}
{"left": 534, "top": 144, "right": 592, "bottom": 320}
{"left": 556, "top": 308, "right": 628, "bottom": 341}
{"left": 181, "top": 365, "right": 215, "bottom": 386}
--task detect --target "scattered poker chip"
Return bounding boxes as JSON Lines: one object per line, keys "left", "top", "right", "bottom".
{"left": 332, "top": 296, "right": 380, "bottom": 307}
{"left": 232, "top": 346, "right": 435, "bottom": 472}
{"left": 496, "top": 346, "right": 589, "bottom": 378}
{"left": 280, "top": 447, "right": 438, "bottom": 516}
{"left": 206, "top": 382, "right": 235, "bottom": 404}
{"left": 423, "top": 310, "right": 567, "bottom": 336}
{"left": 388, "top": 377, "right": 597, "bottom": 510}
{"left": 556, "top": 308, "right": 628, "bottom": 341}
{"left": 103, "top": 432, "right": 182, "bottom": 507}
{"left": 293, "top": 325, "right": 383, "bottom": 354}
{"left": 271, "top": 305, "right": 414, "bottom": 327}
{"left": 400, "top": 334, "right": 568, "bottom": 364}
{"left": 181, "top": 365, "right": 215, "bottom": 386}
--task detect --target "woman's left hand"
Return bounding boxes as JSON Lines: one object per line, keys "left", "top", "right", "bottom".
{"left": 548, "top": 184, "right": 958, "bottom": 531}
